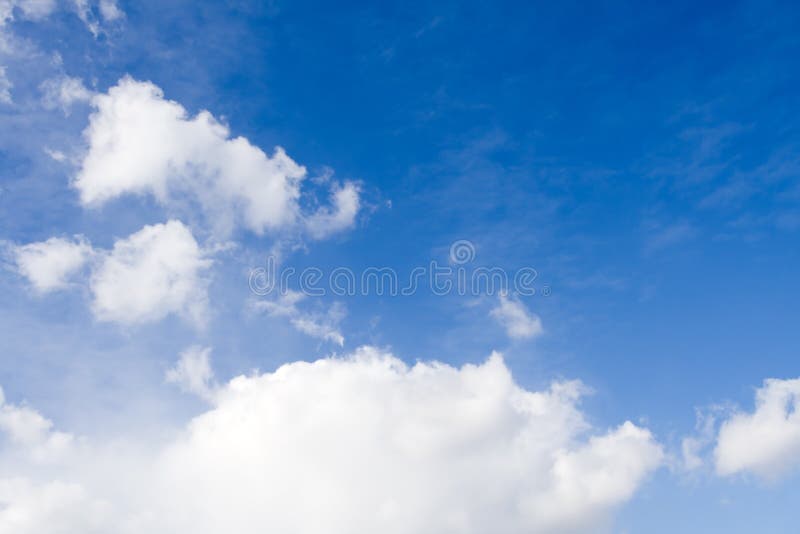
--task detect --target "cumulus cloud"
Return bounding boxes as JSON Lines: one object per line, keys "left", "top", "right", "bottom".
{"left": 166, "top": 346, "right": 217, "bottom": 401}
{"left": 12, "top": 235, "right": 92, "bottom": 293}
{"left": 490, "top": 293, "right": 544, "bottom": 340}
{"left": 40, "top": 75, "right": 93, "bottom": 113}
{"left": 715, "top": 377, "right": 800, "bottom": 481}
{"left": 254, "top": 290, "right": 346, "bottom": 345}
{"left": 90, "top": 220, "right": 211, "bottom": 327}
{"left": 75, "top": 77, "right": 360, "bottom": 239}
{"left": 0, "top": 348, "right": 664, "bottom": 534}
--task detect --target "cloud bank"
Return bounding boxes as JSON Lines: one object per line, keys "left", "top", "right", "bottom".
{"left": 0, "top": 348, "right": 663, "bottom": 534}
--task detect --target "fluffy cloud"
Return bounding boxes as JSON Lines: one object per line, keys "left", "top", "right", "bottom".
{"left": 90, "top": 220, "right": 211, "bottom": 326}
{"left": 490, "top": 293, "right": 544, "bottom": 340}
{"left": 13, "top": 221, "right": 210, "bottom": 326}
{"left": 715, "top": 377, "right": 800, "bottom": 480}
{"left": 166, "top": 346, "right": 216, "bottom": 401}
{"left": 75, "top": 77, "right": 360, "bottom": 239}
{"left": 254, "top": 290, "right": 346, "bottom": 346}
{"left": 0, "top": 348, "right": 663, "bottom": 534}
{"left": 12, "top": 236, "right": 92, "bottom": 293}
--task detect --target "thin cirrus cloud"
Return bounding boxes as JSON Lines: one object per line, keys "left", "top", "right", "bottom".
{"left": 714, "top": 377, "right": 800, "bottom": 481}
{"left": 74, "top": 76, "right": 361, "bottom": 240}
{"left": 253, "top": 290, "right": 346, "bottom": 346}
{"left": 12, "top": 220, "right": 211, "bottom": 327}
{"left": 0, "top": 347, "right": 664, "bottom": 534}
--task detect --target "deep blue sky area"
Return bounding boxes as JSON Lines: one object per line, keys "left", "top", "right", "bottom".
{"left": 2, "top": 1, "right": 800, "bottom": 532}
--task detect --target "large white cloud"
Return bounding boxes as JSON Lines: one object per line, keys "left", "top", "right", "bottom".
{"left": 74, "top": 77, "right": 360, "bottom": 239}
{"left": 90, "top": 220, "right": 211, "bottom": 326}
{"left": 12, "top": 236, "right": 93, "bottom": 293}
{"left": 0, "top": 348, "right": 663, "bottom": 534}
{"left": 715, "top": 377, "right": 800, "bottom": 480}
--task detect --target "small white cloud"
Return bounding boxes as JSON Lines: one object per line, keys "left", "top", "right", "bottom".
{"left": 255, "top": 290, "right": 345, "bottom": 345}
{"left": 305, "top": 181, "right": 361, "bottom": 240}
{"left": 490, "top": 293, "right": 544, "bottom": 340}
{"left": 44, "top": 147, "right": 67, "bottom": 162}
{"left": 13, "top": 235, "right": 92, "bottom": 293}
{"left": 75, "top": 77, "right": 361, "bottom": 240}
{"left": 166, "top": 346, "right": 217, "bottom": 401}
{"left": 715, "top": 377, "right": 800, "bottom": 481}
{"left": 90, "top": 220, "right": 211, "bottom": 327}
{"left": 40, "top": 75, "right": 94, "bottom": 114}
{"left": 98, "top": 0, "right": 123, "bottom": 21}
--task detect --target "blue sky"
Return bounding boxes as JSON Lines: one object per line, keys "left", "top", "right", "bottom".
{"left": 2, "top": 1, "right": 800, "bottom": 532}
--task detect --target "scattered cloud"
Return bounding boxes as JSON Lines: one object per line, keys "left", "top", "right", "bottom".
{"left": 0, "top": 66, "right": 11, "bottom": 104}
{"left": 715, "top": 377, "right": 800, "bottom": 481}
{"left": 254, "top": 290, "right": 346, "bottom": 345}
{"left": 0, "top": 348, "right": 664, "bottom": 533}
{"left": 40, "top": 75, "right": 94, "bottom": 114}
{"left": 12, "top": 235, "right": 93, "bottom": 293}
{"left": 75, "top": 77, "right": 361, "bottom": 240}
{"left": 490, "top": 293, "right": 543, "bottom": 340}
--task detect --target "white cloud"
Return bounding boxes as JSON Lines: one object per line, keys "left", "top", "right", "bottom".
{"left": 0, "top": 387, "right": 73, "bottom": 463}
{"left": 254, "top": 290, "right": 346, "bottom": 345}
{"left": 0, "top": 348, "right": 663, "bottom": 533}
{"left": 75, "top": 77, "right": 360, "bottom": 239}
{"left": 90, "top": 220, "right": 211, "bottom": 327}
{"left": 0, "top": 0, "right": 57, "bottom": 24}
{"left": 715, "top": 377, "right": 800, "bottom": 481}
{"left": 13, "top": 235, "right": 92, "bottom": 293}
{"left": 490, "top": 293, "right": 544, "bottom": 340}
{"left": 40, "top": 75, "right": 93, "bottom": 113}
{"left": 305, "top": 181, "right": 361, "bottom": 240}
{"left": 98, "top": 0, "right": 122, "bottom": 21}
{"left": 166, "top": 346, "right": 216, "bottom": 401}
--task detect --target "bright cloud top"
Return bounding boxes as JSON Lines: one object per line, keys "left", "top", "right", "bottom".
{"left": 715, "top": 377, "right": 800, "bottom": 480}
{"left": 491, "top": 293, "right": 544, "bottom": 340}
{"left": 75, "top": 76, "right": 360, "bottom": 238}
{"left": 0, "top": 348, "right": 663, "bottom": 534}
